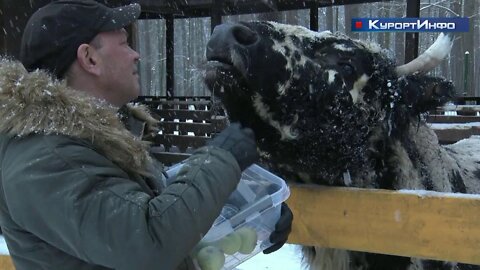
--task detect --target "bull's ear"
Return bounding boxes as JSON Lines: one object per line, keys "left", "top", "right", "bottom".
{"left": 400, "top": 75, "right": 455, "bottom": 114}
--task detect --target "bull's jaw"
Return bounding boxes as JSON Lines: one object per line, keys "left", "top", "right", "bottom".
{"left": 204, "top": 61, "right": 241, "bottom": 91}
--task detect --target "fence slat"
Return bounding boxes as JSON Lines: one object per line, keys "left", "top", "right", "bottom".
{"left": 153, "top": 109, "right": 213, "bottom": 122}
{"left": 153, "top": 134, "right": 209, "bottom": 151}
{"left": 287, "top": 184, "right": 480, "bottom": 265}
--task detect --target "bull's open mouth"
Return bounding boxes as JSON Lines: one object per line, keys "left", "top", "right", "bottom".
{"left": 204, "top": 60, "right": 247, "bottom": 96}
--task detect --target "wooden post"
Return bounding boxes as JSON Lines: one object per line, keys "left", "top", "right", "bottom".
{"left": 404, "top": 0, "right": 420, "bottom": 63}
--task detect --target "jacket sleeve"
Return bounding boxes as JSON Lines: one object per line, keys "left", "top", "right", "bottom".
{"left": 1, "top": 135, "right": 241, "bottom": 270}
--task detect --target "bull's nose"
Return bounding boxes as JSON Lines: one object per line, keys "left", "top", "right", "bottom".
{"left": 207, "top": 23, "right": 258, "bottom": 60}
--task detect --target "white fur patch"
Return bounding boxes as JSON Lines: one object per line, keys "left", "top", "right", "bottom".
{"left": 268, "top": 21, "right": 333, "bottom": 40}
{"left": 277, "top": 81, "right": 291, "bottom": 96}
{"left": 361, "top": 41, "right": 383, "bottom": 54}
{"left": 310, "top": 248, "right": 350, "bottom": 270}
{"left": 333, "top": 43, "right": 354, "bottom": 52}
{"left": 326, "top": 70, "right": 338, "bottom": 84}
{"left": 342, "top": 170, "right": 352, "bottom": 186}
{"left": 231, "top": 49, "right": 248, "bottom": 78}
{"left": 348, "top": 74, "right": 370, "bottom": 103}
{"left": 252, "top": 93, "right": 299, "bottom": 140}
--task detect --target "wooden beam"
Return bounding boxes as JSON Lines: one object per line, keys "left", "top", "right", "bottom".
{"left": 135, "top": 0, "right": 388, "bottom": 19}
{"left": 427, "top": 115, "right": 480, "bottom": 123}
{"left": 0, "top": 255, "right": 14, "bottom": 270}
{"left": 287, "top": 184, "right": 480, "bottom": 265}
{"left": 404, "top": 0, "right": 420, "bottom": 63}
{"left": 433, "top": 127, "right": 480, "bottom": 145}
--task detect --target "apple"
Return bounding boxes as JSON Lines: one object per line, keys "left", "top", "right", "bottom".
{"left": 214, "top": 232, "right": 242, "bottom": 255}
{"left": 237, "top": 227, "right": 258, "bottom": 254}
{"left": 191, "top": 240, "right": 209, "bottom": 259}
{"left": 196, "top": 245, "right": 225, "bottom": 270}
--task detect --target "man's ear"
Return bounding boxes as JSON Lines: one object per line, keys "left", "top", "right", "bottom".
{"left": 76, "top": 44, "right": 101, "bottom": 76}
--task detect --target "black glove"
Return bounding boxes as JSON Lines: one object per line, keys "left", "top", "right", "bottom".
{"left": 263, "top": 202, "right": 293, "bottom": 254}
{"left": 207, "top": 122, "right": 259, "bottom": 171}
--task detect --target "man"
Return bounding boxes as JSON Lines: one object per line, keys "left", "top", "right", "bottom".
{"left": 0, "top": 1, "right": 292, "bottom": 269}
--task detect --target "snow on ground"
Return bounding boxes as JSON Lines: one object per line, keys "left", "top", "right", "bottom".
{"left": 0, "top": 235, "right": 8, "bottom": 255}
{"left": 235, "top": 244, "right": 305, "bottom": 270}
{"left": 1, "top": 235, "right": 305, "bottom": 269}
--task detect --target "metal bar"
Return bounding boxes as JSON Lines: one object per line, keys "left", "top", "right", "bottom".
{"left": 165, "top": 15, "right": 175, "bottom": 98}
{"left": 210, "top": 0, "right": 222, "bottom": 32}
{"left": 310, "top": 5, "right": 319, "bottom": 31}
{"left": 404, "top": 0, "right": 420, "bottom": 63}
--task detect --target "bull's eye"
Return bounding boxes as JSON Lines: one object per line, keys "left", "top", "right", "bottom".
{"left": 340, "top": 63, "right": 355, "bottom": 75}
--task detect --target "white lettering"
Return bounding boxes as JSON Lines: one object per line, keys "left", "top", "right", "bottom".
{"left": 369, "top": 20, "right": 379, "bottom": 29}
{"left": 363, "top": 18, "right": 458, "bottom": 31}
{"left": 417, "top": 19, "right": 428, "bottom": 29}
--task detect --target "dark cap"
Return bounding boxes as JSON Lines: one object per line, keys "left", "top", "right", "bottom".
{"left": 20, "top": 0, "right": 141, "bottom": 78}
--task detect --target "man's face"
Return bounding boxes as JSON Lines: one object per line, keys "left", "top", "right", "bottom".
{"left": 94, "top": 29, "right": 140, "bottom": 106}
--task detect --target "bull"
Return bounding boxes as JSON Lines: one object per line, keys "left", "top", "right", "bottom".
{"left": 203, "top": 21, "right": 480, "bottom": 270}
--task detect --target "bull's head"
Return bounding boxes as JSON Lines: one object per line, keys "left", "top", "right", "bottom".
{"left": 204, "top": 21, "right": 454, "bottom": 185}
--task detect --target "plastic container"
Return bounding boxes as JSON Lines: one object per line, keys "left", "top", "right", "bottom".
{"left": 165, "top": 163, "right": 290, "bottom": 270}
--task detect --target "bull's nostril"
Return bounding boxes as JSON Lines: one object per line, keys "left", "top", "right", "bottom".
{"left": 232, "top": 25, "right": 258, "bottom": 46}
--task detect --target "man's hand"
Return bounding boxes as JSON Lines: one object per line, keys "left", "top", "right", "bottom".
{"left": 207, "top": 122, "right": 259, "bottom": 171}
{"left": 263, "top": 202, "right": 293, "bottom": 254}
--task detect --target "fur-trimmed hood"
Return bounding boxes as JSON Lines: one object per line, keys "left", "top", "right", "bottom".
{"left": 0, "top": 57, "right": 154, "bottom": 177}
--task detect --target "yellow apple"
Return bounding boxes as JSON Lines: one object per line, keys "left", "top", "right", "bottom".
{"left": 237, "top": 227, "right": 258, "bottom": 254}
{"left": 214, "top": 232, "right": 242, "bottom": 255}
{"left": 196, "top": 245, "right": 225, "bottom": 270}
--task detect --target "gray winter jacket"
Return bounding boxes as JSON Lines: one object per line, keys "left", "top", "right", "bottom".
{"left": 0, "top": 58, "right": 241, "bottom": 270}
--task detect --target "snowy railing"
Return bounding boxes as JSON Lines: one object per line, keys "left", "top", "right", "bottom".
{"left": 427, "top": 104, "right": 480, "bottom": 144}
{"left": 287, "top": 184, "right": 480, "bottom": 265}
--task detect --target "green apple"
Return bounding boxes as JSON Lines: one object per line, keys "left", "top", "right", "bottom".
{"left": 214, "top": 232, "right": 242, "bottom": 255}
{"left": 191, "top": 240, "right": 209, "bottom": 259}
{"left": 196, "top": 245, "right": 225, "bottom": 270}
{"left": 237, "top": 227, "right": 258, "bottom": 254}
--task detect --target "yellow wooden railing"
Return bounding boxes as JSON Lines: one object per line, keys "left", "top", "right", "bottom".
{"left": 1, "top": 184, "right": 479, "bottom": 269}
{"left": 0, "top": 255, "right": 13, "bottom": 270}
{"left": 287, "top": 184, "right": 480, "bottom": 265}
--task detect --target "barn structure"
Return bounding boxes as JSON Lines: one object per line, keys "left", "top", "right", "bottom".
{"left": 1, "top": 0, "right": 480, "bottom": 269}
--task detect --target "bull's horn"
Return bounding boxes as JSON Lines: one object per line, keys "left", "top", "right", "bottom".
{"left": 395, "top": 33, "right": 453, "bottom": 76}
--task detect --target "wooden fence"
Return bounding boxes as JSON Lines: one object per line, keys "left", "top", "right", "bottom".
{"left": 427, "top": 104, "right": 480, "bottom": 144}
{"left": 136, "top": 96, "right": 229, "bottom": 165}
{"left": 287, "top": 185, "right": 480, "bottom": 265}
